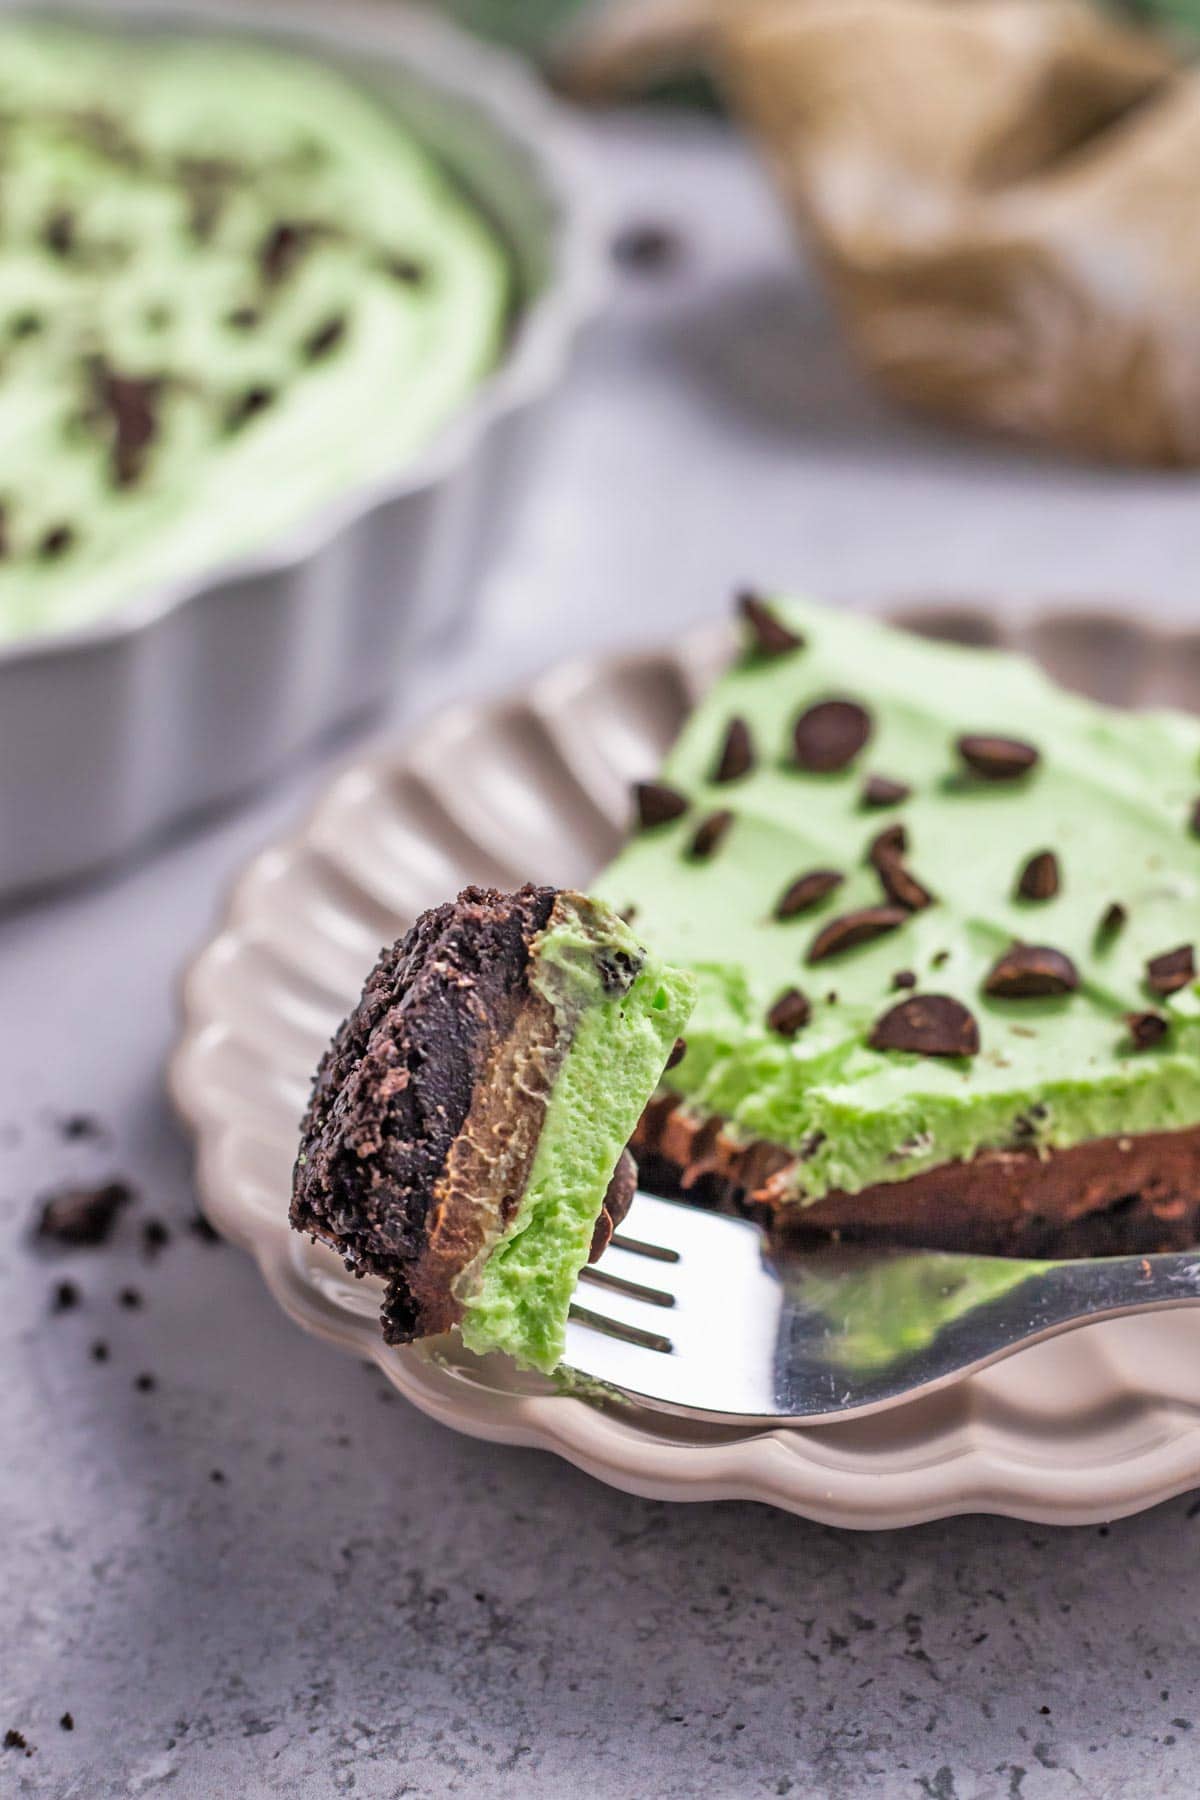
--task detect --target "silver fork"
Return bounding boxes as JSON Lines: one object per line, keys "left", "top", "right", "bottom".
{"left": 558, "top": 1192, "right": 1200, "bottom": 1424}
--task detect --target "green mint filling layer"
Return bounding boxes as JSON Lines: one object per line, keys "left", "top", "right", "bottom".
{"left": 458, "top": 906, "right": 696, "bottom": 1373}
{"left": 595, "top": 596, "right": 1200, "bottom": 1203}
{"left": 0, "top": 23, "right": 511, "bottom": 641}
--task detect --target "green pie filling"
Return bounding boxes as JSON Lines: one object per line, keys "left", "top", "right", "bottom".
{"left": 458, "top": 903, "right": 696, "bottom": 1373}
{"left": 595, "top": 597, "right": 1200, "bottom": 1203}
{"left": 0, "top": 22, "right": 511, "bottom": 641}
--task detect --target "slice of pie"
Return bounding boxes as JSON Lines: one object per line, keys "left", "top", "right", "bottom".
{"left": 599, "top": 595, "right": 1200, "bottom": 1256}
{"left": 291, "top": 885, "right": 695, "bottom": 1371}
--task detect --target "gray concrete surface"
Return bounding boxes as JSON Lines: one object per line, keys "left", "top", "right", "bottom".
{"left": 4, "top": 113, "right": 1200, "bottom": 1800}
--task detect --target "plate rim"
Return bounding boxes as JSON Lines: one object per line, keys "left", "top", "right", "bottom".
{"left": 169, "top": 602, "right": 1200, "bottom": 1528}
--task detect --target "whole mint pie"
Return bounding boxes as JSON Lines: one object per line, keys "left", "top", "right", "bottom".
{"left": 0, "top": 22, "right": 511, "bottom": 641}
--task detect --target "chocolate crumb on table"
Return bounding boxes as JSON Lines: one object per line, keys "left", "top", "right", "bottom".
{"left": 36, "top": 1180, "right": 134, "bottom": 1246}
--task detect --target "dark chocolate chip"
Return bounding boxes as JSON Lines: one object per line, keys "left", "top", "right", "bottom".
{"left": 1146, "top": 944, "right": 1195, "bottom": 996}
{"left": 984, "top": 944, "right": 1079, "bottom": 998}
{"left": 1126, "top": 1010, "right": 1168, "bottom": 1051}
{"left": 303, "top": 314, "right": 347, "bottom": 362}
{"left": 611, "top": 222, "right": 682, "bottom": 273}
{"left": 861, "top": 774, "right": 911, "bottom": 808}
{"left": 634, "top": 781, "right": 688, "bottom": 829}
{"left": 260, "top": 220, "right": 309, "bottom": 284}
{"left": 892, "top": 970, "right": 917, "bottom": 990}
{"left": 43, "top": 209, "right": 76, "bottom": 257}
{"left": 869, "top": 994, "right": 979, "bottom": 1058}
{"left": 666, "top": 1037, "right": 687, "bottom": 1070}
{"left": 775, "top": 868, "right": 844, "bottom": 919}
{"left": 1016, "top": 851, "right": 1060, "bottom": 902}
{"left": 52, "top": 1280, "right": 80, "bottom": 1313}
{"left": 806, "top": 906, "right": 908, "bottom": 963}
{"left": 38, "top": 523, "right": 75, "bottom": 560}
{"left": 867, "top": 822, "right": 907, "bottom": 869}
{"left": 877, "top": 858, "right": 935, "bottom": 913}
{"left": 766, "top": 987, "right": 811, "bottom": 1037}
{"left": 385, "top": 255, "right": 428, "bottom": 286}
{"left": 712, "top": 716, "right": 755, "bottom": 783}
{"left": 957, "top": 735, "right": 1040, "bottom": 781}
{"left": 4, "top": 1729, "right": 28, "bottom": 1752}
{"left": 36, "top": 1181, "right": 133, "bottom": 1246}
{"left": 1095, "top": 902, "right": 1127, "bottom": 947}
{"left": 931, "top": 950, "right": 950, "bottom": 968}
{"left": 59, "top": 1715, "right": 74, "bottom": 1732}
{"left": 225, "top": 386, "right": 274, "bottom": 432}
{"left": 793, "top": 699, "right": 872, "bottom": 773}
{"left": 687, "top": 809, "right": 733, "bottom": 860}
{"left": 737, "top": 591, "right": 804, "bottom": 657}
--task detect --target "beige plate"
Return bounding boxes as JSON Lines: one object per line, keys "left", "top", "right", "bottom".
{"left": 170, "top": 604, "right": 1200, "bottom": 1529}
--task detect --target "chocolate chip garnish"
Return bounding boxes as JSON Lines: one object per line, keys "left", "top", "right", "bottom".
{"left": 1146, "top": 944, "right": 1195, "bottom": 996}
{"left": 712, "top": 717, "right": 754, "bottom": 783}
{"left": 303, "top": 314, "right": 347, "bottom": 362}
{"left": 957, "top": 735, "right": 1040, "bottom": 781}
{"left": 666, "top": 1037, "right": 687, "bottom": 1070}
{"left": 766, "top": 987, "right": 811, "bottom": 1037}
{"left": 861, "top": 774, "right": 911, "bottom": 808}
{"left": 793, "top": 699, "right": 872, "bottom": 773}
{"left": 385, "top": 254, "right": 428, "bottom": 286}
{"left": 775, "top": 868, "right": 844, "bottom": 919}
{"left": 225, "top": 386, "right": 274, "bottom": 432}
{"left": 870, "top": 994, "right": 979, "bottom": 1058}
{"left": 931, "top": 949, "right": 950, "bottom": 968}
{"left": 984, "top": 944, "right": 1079, "bottom": 998}
{"left": 738, "top": 591, "right": 804, "bottom": 657}
{"left": 43, "top": 209, "right": 76, "bottom": 257}
{"left": 259, "top": 220, "right": 310, "bottom": 284}
{"left": 38, "top": 523, "right": 75, "bottom": 560}
{"left": 98, "top": 370, "right": 160, "bottom": 487}
{"left": 634, "top": 781, "right": 688, "bottom": 829}
{"left": 36, "top": 1181, "right": 133, "bottom": 1246}
{"left": 807, "top": 906, "right": 908, "bottom": 963}
{"left": 1126, "top": 1010, "right": 1168, "bottom": 1051}
{"left": 1095, "top": 902, "right": 1127, "bottom": 947}
{"left": 867, "top": 822, "right": 907, "bottom": 869}
{"left": 611, "top": 222, "right": 682, "bottom": 273}
{"left": 877, "top": 858, "right": 935, "bottom": 913}
{"left": 892, "top": 970, "right": 917, "bottom": 990}
{"left": 52, "top": 1280, "right": 80, "bottom": 1313}
{"left": 59, "top": 1715, "right": 74, "bottom": 1733}
{"left": 688, "top": 809, "right": 733, "bottom": 860}
{"left": 1016, "top": 850, "right": 1060, "bottom": 902}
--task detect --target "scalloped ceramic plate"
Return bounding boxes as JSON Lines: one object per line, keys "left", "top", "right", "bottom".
{"left": 170, "top": 604, "right": 1200, "bottom": 1528}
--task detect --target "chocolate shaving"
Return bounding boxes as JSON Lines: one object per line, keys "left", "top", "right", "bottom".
{"left": 712, "top": 716, "right": 755, "bottom": 783}
{"left": 861, "top": 774, "right": 911, "bottom": 808}
{"left": 892, "top": 969, "right": 917, "bottom": 990}
{"left": 1146, "top": 944, "right": 1195, "bottom": 996}
{"left": 226, "top": 306, "right": 260, "bottom": 331}
{"left": 634, "top": 781, "right": 688, "bottom": 829}
{"left": 1095, "top": 902, "right": 1127, "bottom": 947}
{"left": 775, "top": 868, "right": 843, "bottom": 919}
{"left": 38, "top": 524, "right": 75, "bottom": 560}
{"left": 766, "top": 987, "right": 811, "bottom": 1037}
{"left": 1126, "top": 1010, "right": 1168, "bottom": 1051}
{"left": 43, "top": 209, "right": 76, "bottom": 257}
{"left": 225, "top": 386, "right": 274, "bottom": 432}
{"left": 1016, "top": 850, "right": 1060, "bottom": 902}
{"left": 957, "top": 734, "right": 1040, "bottom": 781}
{"left": 807, "top": 905, "right": 908, "bottom": 963}
{"left": 793, "top": 699, "right": 872, "bottom": 773}
{"left": 36, "top": 1181, "right": 133, "bottom": 1247}
{"left": 867, "top": 822, "right": 907, "bottom": 869}
{"left": 984, "top": 944, "right": 1079, "bottom": 998}
{"left": 687, "top": 809, "right": 733, "bottom": 861}
{"left": 303, "top": 315, "right": 347, "bottom": 362}
{"left": 877, "top": 857, "right": 935, "bottom": 913}
{"left": 98, "top": 369, "right": 160, "bottom": 487}
{"left": 870, "top": 994, "right": 979, "bottom": 1058}
{"left": 666, "top": 1037, "right": 687, "bottom": 1070}
{"left": 738, "top": 591, "right": 804, "bottom": 657}
{"left": 385, "top": 255, "right": 428, "bottom": 286}
{"left": 259, "top": 221, "right": 312, "bottom": 285}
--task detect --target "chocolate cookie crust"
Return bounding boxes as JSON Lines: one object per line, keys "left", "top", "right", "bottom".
{"left": 633, "top": 1095, "right": 1200, "bottom": 1258}
{"left": 291, "top": 885, "right": 638, "bottom": 1346}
